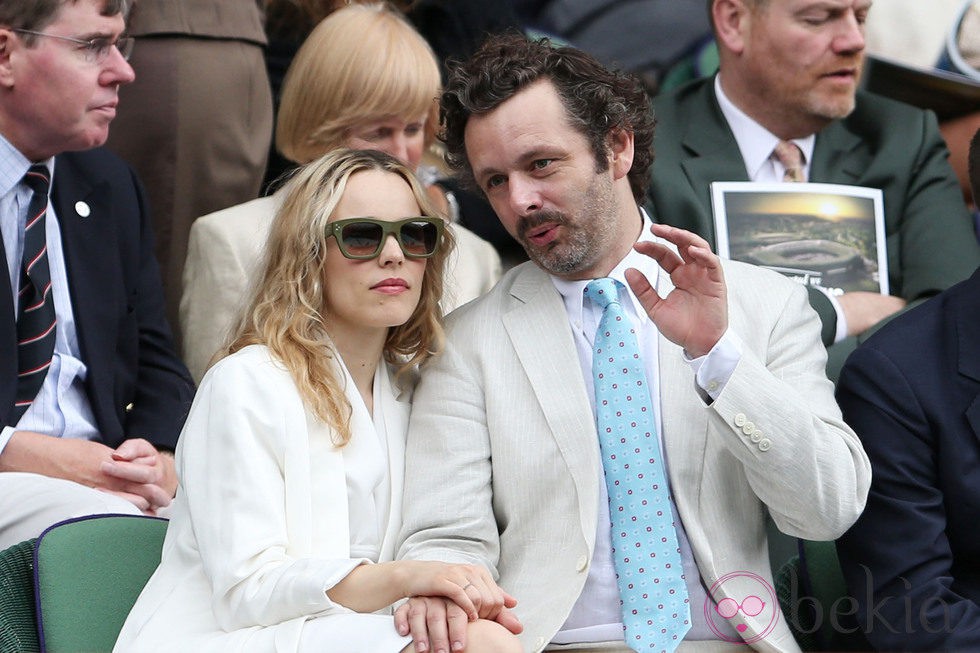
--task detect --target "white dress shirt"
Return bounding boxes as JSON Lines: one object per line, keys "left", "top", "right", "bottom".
{"left": 550, "top": 211, "right": 740, "bottom": 644}
{"left": 0, "top": 136, "right": 98, "bottom": 456}
{"left": 714, "top": 75, "right": 848, "bottom": 343}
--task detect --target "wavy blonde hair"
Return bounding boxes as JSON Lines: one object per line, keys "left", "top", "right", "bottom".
{"left": 216, "top": 149, "right": 452, "bottom": 445}
{"left": 276, "top": 2, "right": 442, "bottom": 165}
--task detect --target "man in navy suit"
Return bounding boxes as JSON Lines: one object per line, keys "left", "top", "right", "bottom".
{"left": 834, "top": 127, "right": 980, "bottom": 649}
{"left": 0, "top": 0, "right": 194, "bottom": 549}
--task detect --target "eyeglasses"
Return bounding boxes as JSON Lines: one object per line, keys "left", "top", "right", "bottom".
{"left": 12, "top": 29, "right": 134, "bottom": 64}
{"left": 326, "top": 217, "right": 444, "bottom": 260}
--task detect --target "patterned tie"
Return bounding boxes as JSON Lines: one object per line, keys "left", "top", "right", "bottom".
{"left": 14, "top": 165, "right": 57, "bottom": 421}
{"left": 772, "top": 140, "right": 806, "bottom": 182}
{"left": 585, "top": 278, "right": 691, "bottom": 653}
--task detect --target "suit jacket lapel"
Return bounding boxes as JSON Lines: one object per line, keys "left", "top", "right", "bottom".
{"left": 51, "top": 156, "right": 119, "bottom": 390}
{"left": 502, "top": 265, "right": 600, "bottom": 539}
{"left": 675, "top": 81, "right": 753, "bottom": 241}
{"left": 378, "top": 363, "right": 410, "bottom": 563}
{"left": 0, "top": 234, "right": 15, "bottom": 424}
{"left": 955, "top": 273, "right": 980, "bottom": 441}
{"left": 809, "top": 117, "right": 867, "bottom": 184}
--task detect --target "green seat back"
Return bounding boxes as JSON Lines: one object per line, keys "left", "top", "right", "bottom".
{"left": 34, "top": 515, "right": 167, "bottom": 653}
{"left": 0, "top": 539, "right": 40, "bottom": 653}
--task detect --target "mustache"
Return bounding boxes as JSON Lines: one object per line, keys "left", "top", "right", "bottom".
{"left": 517, "top": 210, "right": 568, "bottom": 241}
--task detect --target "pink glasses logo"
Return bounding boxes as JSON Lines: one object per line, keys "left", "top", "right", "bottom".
{"left": 704, "top": 571, "right": 780, "bottom": 644}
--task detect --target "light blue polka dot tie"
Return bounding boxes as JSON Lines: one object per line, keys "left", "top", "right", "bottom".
{"left": 585, "top": 278, "right": 691, "bottom": 653}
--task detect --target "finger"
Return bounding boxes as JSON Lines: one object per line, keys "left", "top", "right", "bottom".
{"left": 101, "top": 459, "right": 163, "bottom": 485}
{"left": 425, "top": 599, "right": 452, "bottom": 653}
{"left": 471, "top": 571, "right": 505, "bottom": 618}
{"left": 445, "top": 602, "right": 469, "bottom": 652}
{"left": 112, "top": 438, "right": 157, "bottom": 461}
{"left": 650, "top": 222, "right": 713, "bottom": 255}
{"left": 495, "top": 607, "right": 525, "bottom": 635}
{"left": 685, "top": 244, "right": 724, "bottom": 277}
{"left": 406, "top": 599, "right": 434, "bottom": 652}
{"left": 625, "top": 267, "right": 663, "bottom": 318}
{"left": 439, "top": 580, "right": 477, "bottom": 621}
{"left": 463, "top": 579, "right": 492, "bottom": 618}
{"left": 394, "top": 602, "right": 411, "bottom": 637}
{"left": 633, "top": 239, "right": 683, "bottom": 273}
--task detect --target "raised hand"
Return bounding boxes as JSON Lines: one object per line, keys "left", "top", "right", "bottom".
{"left": 625, "top": 223, "right": 728, "bottom": 358}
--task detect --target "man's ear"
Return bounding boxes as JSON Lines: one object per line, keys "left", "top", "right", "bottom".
{"left": 608, "top": 128, "right": 634, "bottom": 180}
{"left": 713, "top": 0, "right": 751, "bottom": 56}
{"left": 0, "top": 30, "right": 16, "bottom": 89}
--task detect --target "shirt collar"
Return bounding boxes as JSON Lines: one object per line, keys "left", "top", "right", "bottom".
{"left": 713, "top": 74, "right": 815, "bottom": 180}
{"left": 551, "top": 208, "right": 663, "bottom": 325}
{"left": 0, "top": 134, "right": 55, "bottom": 201}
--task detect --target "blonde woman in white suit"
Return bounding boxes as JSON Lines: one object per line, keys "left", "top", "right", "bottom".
{"left": 115, "top": 149, "right": 521, "bottom": 653}
{"left": 180, "top": 2, "right": 502, "bottom": 383}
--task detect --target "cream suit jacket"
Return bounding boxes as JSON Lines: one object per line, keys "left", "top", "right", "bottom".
{"left": 179, "top": 193, "right": 503, "bottom": 381}
{"left": 399, "top": 255, "right": 871, "bottom": 653}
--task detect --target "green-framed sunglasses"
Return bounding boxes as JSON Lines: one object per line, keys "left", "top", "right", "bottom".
{"left": 326, "top": 216, "right": 445, "bottom": 260}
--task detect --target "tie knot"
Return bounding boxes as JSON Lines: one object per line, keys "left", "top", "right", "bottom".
{"left": 772, "top": 140, "right": 805, "bottom": 182}
{"left": 23, "top": 165, "right": 50, "bottom": 195}
{"left": 584, "top": 277, "right": 622, "bottom": 310}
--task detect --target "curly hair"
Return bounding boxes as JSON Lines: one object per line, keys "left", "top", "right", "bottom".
{"left": 216, "top": 149, "right": 453, "bottom": 446}
{"left": 440, "top": 31, "right": 656, "bottom": 202}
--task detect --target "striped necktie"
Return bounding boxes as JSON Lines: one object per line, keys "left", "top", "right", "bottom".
{"left": 586, "top": 278, "right": 691, "bottom": 652}
{"left": 14, "top": 165, "right": 57, "bottom": 421}
{"left": 772, "top": 140, "right": 806, "bottom": 182}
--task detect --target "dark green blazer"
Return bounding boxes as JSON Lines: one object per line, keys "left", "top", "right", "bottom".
{"left": 646, "top": 76, "right": 980, "bottom": 373}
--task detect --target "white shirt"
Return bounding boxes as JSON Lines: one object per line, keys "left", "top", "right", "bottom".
{"left": 343, "top": 363, "right": 393, "bottom": 563}
{"left": 551, "top": 210, "right": 740, "bottom": 644}
{"left": 0, "top": 135, "right": 98, "bottom": 456}
{"left": 714, "top": 75, "right": 848, "bottom": 342}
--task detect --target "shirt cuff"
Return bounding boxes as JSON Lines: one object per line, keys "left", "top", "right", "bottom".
{"left": 0, "top": 426, "right": 17, "bottom": 457}
{"left": 685, "top": 329, "right": 742, "bottom": 400}
{"left": 814, "top": 286, "right": 849, "bottom": 343}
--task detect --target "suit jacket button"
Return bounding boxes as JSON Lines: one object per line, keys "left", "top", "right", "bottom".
{"left": 758, "top": 438, "right": 772, "bottom": 451}
{"left": 734, "top": 413, "right": 747, "bottom": 427}
{"left": 741, "top": 421, "right": 755, "bottom": 436}
{"left": 750, "top": 429, "right": 763, "bottom": 443}
{"left": 576, "top": 555, "right": 588, "bottom": 572}
{"left": 124, "top": 402, "right": 135, "bottom": 412}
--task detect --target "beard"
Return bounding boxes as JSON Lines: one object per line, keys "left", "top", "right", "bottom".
{"left": 515, "top": 173, "right": 619, "bottom": 277}
{"left": 517, "top": 209, "right": 594, "bottom": 275}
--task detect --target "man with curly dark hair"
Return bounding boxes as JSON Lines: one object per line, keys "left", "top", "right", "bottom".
{"left": 397, "top": 33, "right": 869, "bottom": 653}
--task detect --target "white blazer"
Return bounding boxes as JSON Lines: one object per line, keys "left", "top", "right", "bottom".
{"left": 179, "top": 192, "right": 503, "bottom": 382}
{"left": 114, "top": 345, "right": 411, "bottom": 652}
{"left": 398, "top": 257, "right": 871, "bottom": 653}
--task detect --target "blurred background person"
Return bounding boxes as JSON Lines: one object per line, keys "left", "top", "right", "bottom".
{"left": 180, "top": 2, "right": 501, "bottom": 382}
{"left": 834, "top": 127, "right": 980, "bottom": 651}
{"left": 647, "top": 0, "right": 980, "bottom": 381}
{"left": 105, "top": 0, "right": 273, "bottom": 343}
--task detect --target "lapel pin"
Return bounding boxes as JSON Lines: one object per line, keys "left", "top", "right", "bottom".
{"left": 74, "top": 201, "right": 90, "bottom": 218}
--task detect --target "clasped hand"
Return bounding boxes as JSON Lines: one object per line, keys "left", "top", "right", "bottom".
{"left": 393, "top": 562, "right": 521, "bottom": 652}
{"left": 0, "top": 431, "right": 176, "bottom": 515}
{"left": 625, "top": 223, "right": 728, "bottom": 358}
